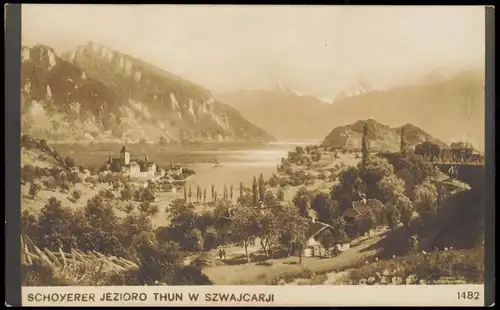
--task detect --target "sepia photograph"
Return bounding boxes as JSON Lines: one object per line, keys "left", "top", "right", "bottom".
{"left": 16, "top": 4, "right": 488, "bottom": 306}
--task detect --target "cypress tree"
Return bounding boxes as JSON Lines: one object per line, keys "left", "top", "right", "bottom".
{"left": 252, "top": 177, "right": 258, "bottom": 206}
{"left": 400, "top": 126, "right": 407, "bottom": 155}
{"left": 258, "top": 173, "right": 265, "bottom": 203}
{"left": 223, "top": 184, "right": 228, "bottom": 201}
{"left": 361, "top": 121, "right": 369, "bottom": 169}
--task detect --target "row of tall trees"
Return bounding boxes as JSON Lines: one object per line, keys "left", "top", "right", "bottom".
{"left": 177, "top": 173, "right": 268, "bottom": 207}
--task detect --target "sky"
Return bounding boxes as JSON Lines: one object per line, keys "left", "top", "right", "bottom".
{"left": 22, "top": 5, "right": 485, "bottom": 97}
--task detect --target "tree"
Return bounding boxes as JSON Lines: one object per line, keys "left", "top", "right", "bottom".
{"left": 188, "top": 186, "right": 192, "bottom": 203}
{"left": 277, "top": 203, "right": 309, "bottom": 265}
{"left": 129, "top": 238, "right": 186, "bottom": 285}
{"left": 185, "top": 229, "right": 204, "bottom": 252}
{"left": 310, "top": 192, "right": 339, "bottom": 224}
{"left": 71, "top": 189, "right": 82, "bottom": 202}
{"left": 64, "top": 156, "right": 76, "bottom": 168}
{"left": 211, "top": 184, "right": 215, "bottom": 202}
{"left": 311, "top": 152, "right": 321, "bottom": 162}
{"left": 331, "top": 166, "right": 364, "bottom": 212}
{"left": 29, "top": 182, "right": 41, "bottom": 200}
{"left": 415, "top": 140, "right": 441, "bottom": 162}
{"left": 36, "top": 197, "right": 76, "bottom": 251}
{"left": 239, "top": 182, "right": 244, "bottom": 198}
{"left": 292, "top": 186, "right": 313, "bottom": 217}
{"left": 184, "top": 184, "right": 188, "bottom": 202}
{"left": 277, "top": 188, "right": 285, "bottom": 201}
{"left": 163, "top": 200, "right": 201, "bottom": 251}
{"left": 203, "top": 188, "right": 207, "bottom": 204}
{"left": 223, "top": 184, "right": 228, "bottom": 201}
{"left": 264, "top": 190, "right": 278, "bottom": 207}
{"left": 361, "top": 121, "right": 369, "bottom": 169}
{"left": 414, "top": 181, "right": 439, "bottom": 227}
{"left": 258, "top": 173, "right": 266, "bottom": 203}
{"left": 377, "top": 174, "right": 413, "bottom": 230}
{"left": 379, "top": 152, "right": 436, "bottom": 200}
{"left": 22, "top": 164, "right": 35, "bottom": 184}
{"left": 252, "top": 177, "right": 258, "bottom": 206}
{"left": 230, "top": 205, "right": 260, "bottom": 263}
{"left": 196, "top": 186, "right": 201, "bottom": 203}
{"left": 230, "top": 185, "right": 234, "bottom": 202}
{"left": 359, "top": 155, "right": 395, "bottom": 200}
{"left": 21, "top": 209, "right": 38, "bottom": 237}
{"left": 84, "top": 195, "right": 119, "bottom": 232}
{"left": 124, "top": 203, "right": 135, "bottom": 214}
{"left": 203, "top": 226, "right": 219, "bottom": 250}
{"left": 400, "top": 127, "right": 407, "bottom": 155}
{"left": 138, "top": 202, "right": 160, "bottom": 217}
{"left": 120, "top": 186, "right": 134, "bottom": 201}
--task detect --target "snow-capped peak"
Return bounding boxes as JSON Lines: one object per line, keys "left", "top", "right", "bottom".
{"left": 275, "top": 84, "right": 309, "bottom": 97}
{"left": 333, "top": 78, "right": 377, "bottom": 102}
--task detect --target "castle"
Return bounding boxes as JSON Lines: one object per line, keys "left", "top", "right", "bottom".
{"left": 105, "top": 145, "right": 159, "bottom": 178}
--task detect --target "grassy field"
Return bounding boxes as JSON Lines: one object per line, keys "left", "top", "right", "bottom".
{"left": 202, "top": 230, "right": 385, "bottom": 285}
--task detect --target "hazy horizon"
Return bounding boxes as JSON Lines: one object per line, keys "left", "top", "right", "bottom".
{"left": 22, "top": 5, "right": 485, "bottom": 98}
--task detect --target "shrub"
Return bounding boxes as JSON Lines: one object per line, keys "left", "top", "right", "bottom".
{"left": 276, "top": 188, "right": 285, "bottom": 201}
{"left": 64, "top": 156, "right": 76, "bottom": 168}
{"left": 138, "top": 202, "right": 159, "bottom": 217}
{"left": 71, "top": 189, "right": 82, "bottom": 202}
{"left": 203, "top": 226, "right": 219, "bottom": 250}
{"left": 22, "top": 164, "right": 36, "bottom": 184}
{"left": 29, "top": 182, "right": 41, "bottom": 199}
{"left": 344, "top": 246, "right": 484, "bottom": 285}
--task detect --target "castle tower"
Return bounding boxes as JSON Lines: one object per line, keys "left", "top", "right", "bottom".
{"left": 120, "top": 145, "right": 130, "bottom": 166}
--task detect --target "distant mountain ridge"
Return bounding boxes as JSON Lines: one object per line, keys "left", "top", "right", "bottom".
{"left": 21, "top": 42, "right": 274, "bottom": 144}
{"left": 321, "top": 119, "right": 446, "bottom": 152}
{"left": 215, "top": 88, "right": 331, "bottom": 141}
{"left": 221, "top": 70, "right": 484, "bottom": 151}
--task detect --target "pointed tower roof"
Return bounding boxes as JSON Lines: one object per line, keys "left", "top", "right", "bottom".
{"left": 120, "top": 145, "right": 128, "bottom": 154}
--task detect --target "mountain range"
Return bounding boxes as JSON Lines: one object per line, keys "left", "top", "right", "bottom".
{"left": 219, "top": 70, "right": 485, "bottom": 151}
{"left": 21, "top": 42, "right": 275, "bottom": 144}
{"left": 321, "top": 119, "right": 446, "bottom": 153}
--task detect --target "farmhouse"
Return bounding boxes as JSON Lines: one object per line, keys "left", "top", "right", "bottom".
{"left": 105, "top": 145, "right": 159, "bottom": 178}
{"left": 303, "top": 220, "right": 342, "bottom": 257}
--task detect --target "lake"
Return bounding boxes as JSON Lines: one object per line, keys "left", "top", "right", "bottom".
{"left": 51, "top": 141, "right": 321, "bottom": 194}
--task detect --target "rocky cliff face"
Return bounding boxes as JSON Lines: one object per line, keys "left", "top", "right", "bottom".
{"left": 322, "top": 119, "right": 446, "bottom": 152}
{"left": 21, "top": 42, "right": 274, "bottom": 144}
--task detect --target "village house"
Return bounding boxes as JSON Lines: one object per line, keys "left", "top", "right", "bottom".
{"left": 342, "top": 198, "right": 384, "bottom": 224}
{"left": 303, "top": 221, "right": 332, "bottom": 257}
{"left": 302, "top": 219, "right": 351, "bottom": 257}
{"left": 168, "top": 160, "right": 186, "bottom": 176}
{"left": 341, "top": 198, "right": 385, "bottom": 237}
{"left": 104, "top": 145, "right": 161, "bottom": 178}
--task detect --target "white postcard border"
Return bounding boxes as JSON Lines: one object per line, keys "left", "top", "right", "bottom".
{"left": 22, "top": 285, "right": 484, "bottom": 307}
